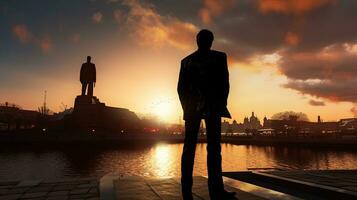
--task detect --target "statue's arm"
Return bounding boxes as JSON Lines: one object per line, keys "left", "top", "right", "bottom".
{"left": 80, "top": 64, "right": 84, "bottom": 83}
{"left": 93, "top": 64, "right": 96, "bottom": 82}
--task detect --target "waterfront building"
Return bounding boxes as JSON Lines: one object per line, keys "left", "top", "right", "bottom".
{"left": 0, "top": 102, "right": 38, "bottom": 131}
{"left": 262, "top": 115, "right": 342, "bottom": 136}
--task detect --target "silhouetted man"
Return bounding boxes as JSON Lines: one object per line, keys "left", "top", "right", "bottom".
{"left": 80, "top": 56, "right": 96, "bottom": 96}
{"left": 178, "top": 29, "right": 236, "bottom": 199}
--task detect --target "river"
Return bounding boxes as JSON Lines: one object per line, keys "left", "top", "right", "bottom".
{"left": 1, "top": 143, "right": 357, "bottom": 180}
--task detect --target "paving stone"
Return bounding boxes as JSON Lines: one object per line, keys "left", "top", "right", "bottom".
{"left": 70, "top": 188, "right": 89, "bottom": 195}
{"left": 88, "top": 188, "right": 98, "bottom": 194}
{"left": 342, "top": 185, "right": 357, "bottom": 192}
{"left": 0, "top": 188, "right": 10, "bottom": 195}
{"left": 0, "top": 185, "right": 14, "bottom": 189}
{"left": 0, "top": 194, "right": 22, "bottom": 200}
{"left": 69, "top": 193, "right": 92, "bottom": 199}
{"left": 17, "top": 180, "right": 41, "bottom": 187}
{"left": 0, "top": 182, "right": 18, "bottom": 186}
{"left": 48, "top": 190, "right": 69, "bottom": 196}
{"left": 7, "top": 187, "right": 30, "bottom": 194}
{"left": 86, "top": 198, "right": 99, "bottom": 200}
{"left": 19, "top": 197, "right": 46, "bottom": 200}
{"left": 76, "top": 184, "right": 92, "bottom": 189}
{"left": 28, "top": 186, "right": 53, "bottom": 193}
{"left": 46, "top": 195, "right": 68, "bottom": 200}
{"left": 53, "top": 185, "right": 76, "bottom": 191}
{"left": 21, "top": 191, "right": 48, "bottom": 198}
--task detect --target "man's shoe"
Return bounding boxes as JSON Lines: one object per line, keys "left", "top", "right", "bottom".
{"left": 182, "top": 195, "right": 193, "bottom": 200}
{"left": 182, "top": 192, "right": 194, "bottom": 200}
{"left": 221, "top": 190, "right": 237, "bottom": 199}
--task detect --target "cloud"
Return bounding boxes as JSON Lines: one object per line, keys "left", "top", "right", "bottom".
{"left": 92, "top": 12, "right": 103, "bottom": 23}
{"left": 351, "top": 105, "right": 357, "bottom": 117}
{"left": 12, "top": 24, "right": 54, "bottom": 53}
{"left": 39, "top": 37, "right": 53, "bottom": 52}
{"left": 281, "top": 43, "right": 357, "bottom": 103}
{"left": 284, "top": 78, "right": 357, "bottom": 103}
{"left": 257, "top": 0, "right": 336, "bottom": 15}
{"left": 12, "top": 24, "right": 32, "bottom": 43}
{"left": 199, "top": 0, "right": 235, "bottom": 24}
{"left": 123, "top": 0, "right": 198, "bottom": 50}
{"left": 69, "top": 33, "right": 81, "bottom": 43}
{"left": 309, "top": 99, "right": 325, "bottom": 106}
{"left": 285, "top": 32, "right": 300, "bottom": 46}
{"left": 113, "top": 9, "right": 124, "bottom": 23}
{"left": 191, "top": 0, "right": 357, "bottom": 109}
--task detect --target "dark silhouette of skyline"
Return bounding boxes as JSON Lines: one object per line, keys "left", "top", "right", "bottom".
{"left": 178, "top": 29, "right": 236, "bottom": 199}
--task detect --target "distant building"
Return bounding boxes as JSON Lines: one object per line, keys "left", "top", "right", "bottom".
{"left": 262, "top": 115, "right": 341, "bottom": 136}
{"left": 339, "top": 118, "right": 357, "bottom": 134}
{"left": 0, "top": 102, "right": 38, "bottom": 131}
{"left": 221, "top": 112, "right": 262, "bottom": 134}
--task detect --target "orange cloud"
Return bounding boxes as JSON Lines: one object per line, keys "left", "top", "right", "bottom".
{"left": 124, "top": 0, "right": 198, "bottom": 50}
{"left": 70, "top": 33, "right": 81, "bottom": 43}
{"left": 257, "top": 0, "right": 336, "bottom": 15}
{"left": 39, "top": 37, "right": 53, "bottom": 52}
{"left": 351, "top": 105, "right": 357, "bottom": 117}
{"left": 12, "top": 24, "right": 32, "bottom": 43}
{"left": 113, "top": 9, "right": 124, "bottom": 23}
{"left": 92, "top": 12, "right": 103, "bottom": 23}
{"left": 199, "top": 0, "right": 235, "bottom": 24}
{"left": 12, "top": 24, "right": 54, "bottom": 53}
{"left": 285, "top": 32, "right": 300, "bottom": 45}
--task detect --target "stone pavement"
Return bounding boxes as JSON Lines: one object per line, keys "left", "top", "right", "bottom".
{"left": 0, "top": 178, "right": 99, "bottom": 200}
{"left": 113, "top": 176, "right": 288, "bottom": 200}
{"left": 263, "top": 170, "right": 357, "bottom": 193}
{"left": 6, "top": 171, "right": 357, "bottom": 199}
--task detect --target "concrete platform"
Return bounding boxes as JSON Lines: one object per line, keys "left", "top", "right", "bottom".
{"left": 2, "top": 170, "right": 357, "bottom": 199}
{"left": 100, "top": 175, "right": 299, "bottom": 200}
{"left": 223, "top": 170, "right": 357, "bottom": 200}
{"left": 0, "top": 178, "right": 99, "bottom": 200}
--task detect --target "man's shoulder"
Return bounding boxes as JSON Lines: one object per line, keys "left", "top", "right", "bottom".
{"left": 181, "top": 52, "right": 198, "bottom": 64}
{"left": 210, "top": 50, "right": 227, "bottom": 58}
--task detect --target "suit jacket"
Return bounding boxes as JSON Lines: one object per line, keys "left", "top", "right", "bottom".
{"left": 177, "top": 50, "right": 231, "bottom": 120}
{"left": 80, "top": 62, "right": 96, "bottom": 83}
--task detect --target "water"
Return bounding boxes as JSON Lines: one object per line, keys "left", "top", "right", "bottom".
{"left": 1, "top": 143, "right": 357, "bottom": 180}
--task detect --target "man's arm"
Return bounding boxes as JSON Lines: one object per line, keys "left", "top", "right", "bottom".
{"left": 222, "top": 53, "right": 229, "bottom": 106}
{"left": 177, "top": 60, "right": 187, "bottom": 109}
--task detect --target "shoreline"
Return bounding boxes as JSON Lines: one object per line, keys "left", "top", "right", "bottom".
{"left": 1, "top": 131, "right": 357, "bottom": 148}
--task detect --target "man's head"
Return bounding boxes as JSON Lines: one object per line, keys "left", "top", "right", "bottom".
{"left": 87, "top": 56, "right": 91, "bottom": 62}
{"left": 196, "top": 29, "right": 214, "bottom": 50}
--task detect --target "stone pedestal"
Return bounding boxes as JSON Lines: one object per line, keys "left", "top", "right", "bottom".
{"left": 71, "top": 95, "right": 105, "bottom": 131}
{"left": 67, "top": 95, "right": 140, "bottom": 132}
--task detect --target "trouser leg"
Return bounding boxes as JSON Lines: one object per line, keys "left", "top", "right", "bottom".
{"left": 181, "top": 117, "right": 201, "bottom": 199}
{"left": 205, "top": 116, "right": 224, "bottom": 198}
{"left": 81, "top": 83, "right": 87, "bottom": 96}
{"left": 88, "top": 82, "right": 93, "bottom": 96}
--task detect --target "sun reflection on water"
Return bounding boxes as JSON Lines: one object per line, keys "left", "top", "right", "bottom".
{"left": 151, "top": 144, "right": 181, "bottom": 177}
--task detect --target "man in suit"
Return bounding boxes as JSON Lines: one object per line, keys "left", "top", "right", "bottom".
{"left": 178, "top": 29, "right": 236, "bottom": 199}
{"left": 80, "top": 56, "right": 96, "bottom": 96}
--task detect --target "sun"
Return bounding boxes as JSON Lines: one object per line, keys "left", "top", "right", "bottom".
{"left": 154, "top": 101, "right": 172, "bottom": 119}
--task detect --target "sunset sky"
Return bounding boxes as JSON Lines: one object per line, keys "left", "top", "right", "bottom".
{"left": 1, "top": 0, "right": 357, "bottom": 123}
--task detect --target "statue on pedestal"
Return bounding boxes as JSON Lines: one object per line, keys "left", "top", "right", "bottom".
{"left": 80, "top": 56, "right": 96, "bottom": 96}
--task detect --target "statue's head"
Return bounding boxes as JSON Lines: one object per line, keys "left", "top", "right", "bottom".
{"left": 87, "top": 56, "right": 91, "bottom": 62}
{"left": 196, "top": 29, "right": 214, "bottom": 51}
